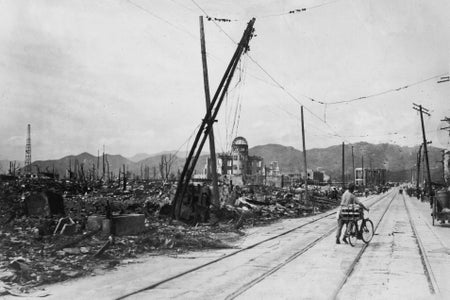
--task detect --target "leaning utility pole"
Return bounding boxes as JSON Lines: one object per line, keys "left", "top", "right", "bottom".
{"left": 342, "top": 142, "right": 345, "bottom": 189}
{"left": 300, "top": 106, "right": 308, "bottom": 204}
{"left": 172, "top": 18, "right": 256, "bottom": 219}
{"left": 413, "top": 103, "right": 433, "bottom": 199}
{"left": 199, "top": 16, "right": 220, "bottom": 208}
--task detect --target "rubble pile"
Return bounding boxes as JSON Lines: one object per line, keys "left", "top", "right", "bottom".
{"left": 0, "top": 215, "right": 235, "bottom": 296}
{"left": 0, "top": 180, "right": 232, "bottom": 296}
{"left": 216, "top": 185, "right": 340, "bottom": 226}
{"left": 0, "top": 178, "right": 342, "bottom": 296}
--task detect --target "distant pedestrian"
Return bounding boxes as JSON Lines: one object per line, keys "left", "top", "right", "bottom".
{"left": 336, "top": 183, "right": 369, "bottom": 244}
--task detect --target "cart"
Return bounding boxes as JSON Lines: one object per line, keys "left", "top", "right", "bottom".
{"left": 432, "top": 190, "right": 450, "bottom": 226}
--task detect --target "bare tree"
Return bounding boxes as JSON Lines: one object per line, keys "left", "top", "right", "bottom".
{"left": 159, "top": 154, "right": 176, "bottom": 181}
{"left": 9, "top": 161, "right": 21, "bottom": 176}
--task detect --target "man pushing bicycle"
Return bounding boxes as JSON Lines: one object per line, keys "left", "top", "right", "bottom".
{"left": 336, "top": 183, "right": 369, "bottom": 244}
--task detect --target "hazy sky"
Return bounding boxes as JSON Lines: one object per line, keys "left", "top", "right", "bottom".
{"left": 0, "top": 0, "right": 449, "bottom": 161}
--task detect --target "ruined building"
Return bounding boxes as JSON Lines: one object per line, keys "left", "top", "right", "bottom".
{"left": 204, "top": 137, "right": 264, "bottom": 185}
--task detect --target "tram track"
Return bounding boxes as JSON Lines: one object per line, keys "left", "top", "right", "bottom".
{"left": 116, "top": 189, "right": 396, "bottom": 300}
{"left": 401, "top": 193, "right": 440, "bottom": 296}
{"left": 331, "top": 189, "right": 398, "bottom": 299}
{"left": 405, "top": 193, "right": 450, "bottom": 251}
{"left": 226, "top": 189, "right": 397, "bottom": 299}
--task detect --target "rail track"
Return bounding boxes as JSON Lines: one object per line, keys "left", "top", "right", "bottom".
{"left": 331, "top": 189, "right": 398, "bottom": 299}
{"left": 116, "top": 189, "right": 397, "bottom": 300}
{"left": 402, "top": 193, "right": 440, "bottom": 296}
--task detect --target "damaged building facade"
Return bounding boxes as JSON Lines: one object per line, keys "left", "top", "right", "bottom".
{"left": 204, "top": 137, "right": 264, "bottom": 185}
{"left": 355, "top": 168, "right": 387, "bottom": 187}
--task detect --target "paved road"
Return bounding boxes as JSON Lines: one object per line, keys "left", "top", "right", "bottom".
{"left": 15, "top": 189, "right": 450, "bottom": 299}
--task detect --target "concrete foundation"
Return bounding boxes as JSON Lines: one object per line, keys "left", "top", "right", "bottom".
{"left": 111, "top": 214, "right": 145, "bottom": 236}
{"left": 25, "top": 191, "right": 65, "bottom": 216}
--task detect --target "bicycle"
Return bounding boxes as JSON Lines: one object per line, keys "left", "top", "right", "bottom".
{"left": 341, "top": 205, "right": 374, "bottom": 247}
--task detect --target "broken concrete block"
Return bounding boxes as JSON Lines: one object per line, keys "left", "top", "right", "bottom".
{"left": 102, "top": 219, "right": 111, "bottom": 235}
{"left": 63, "top": 248, "right": 80, "bottom": 255}
{"left": 62, "top": 270, "right": 80, "bottom": 278}
{"left": 86, "top": 215, "right": 104, "bottom": 231}
{"left": 80, "top": 247, "right": 90, "bottom": 254}
{"left": 111, "top": 214, "right": 145, "bottom": 236}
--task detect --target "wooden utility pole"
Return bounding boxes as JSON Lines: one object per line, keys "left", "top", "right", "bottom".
{"left": 440, "top": 150, "right": 445, "bottom": 183}
{"left": 413, "top": 103, "right": 433, "bottom": 199}
{"left": 97, "top": 150, "right": 100, "bottom": 180}
{"left": 172, "top": 18, "right": 256, "bottom": 219}
{"left": 300, "top": 106, "right": 308, "bottom": 203}
{"left": 416, "top": 144, "right": 422, "bottom": 191}
{"left": 351, "top": 146, "right": 355, "bottom": 183}
{"left": 123, "top": 164, "right": 127, "bottom": 191}
{"left": 361, "top": 156, "right": 364, "bottom": 189}
{"left": 199, "top": 16, "right": 220, "bottom": 208}
{"left": 102, "top": 145, "right": 105, "bottom": 180}
{"left": 342, "top": 142, "right": 345, "bottom": 189}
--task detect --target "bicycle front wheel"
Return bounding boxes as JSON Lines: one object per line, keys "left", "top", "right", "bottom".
{"left": 347, "top": 221, "right": 358, "bottom": 247}
{"left": 361, "top": 219, "right": 374, "bottom": 243}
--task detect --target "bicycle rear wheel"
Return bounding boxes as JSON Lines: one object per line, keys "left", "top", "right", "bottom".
{"left": 361, "top": 219, "right": 374, "bottom": 243}
{"left": 347, "top": 221, "right": 357, "bottom": 247}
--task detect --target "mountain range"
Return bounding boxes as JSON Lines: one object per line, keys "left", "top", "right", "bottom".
{"left": 249, "top": 142, "right": 444, "bottom": 182}
{"left": 2, "top": 142, "right": 445, "bottom": 183}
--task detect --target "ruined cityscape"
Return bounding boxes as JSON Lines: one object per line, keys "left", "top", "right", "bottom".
{"left": 1, "top": 1, "right": 450, "bottom": 299}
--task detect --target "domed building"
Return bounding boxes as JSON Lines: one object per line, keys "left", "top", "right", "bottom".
{"left": 216, "top": 136, "right": 264, "bottom": 185}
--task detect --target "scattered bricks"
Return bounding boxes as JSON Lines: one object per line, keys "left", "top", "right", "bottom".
{"left": 111, "top": 214, "right": 145, "bottom": 236}
{"left": 86, "top": 215, "right": 105, "bottom": 231}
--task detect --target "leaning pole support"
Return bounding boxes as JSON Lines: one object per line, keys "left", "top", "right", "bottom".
{"left": 172, "top": 18, "right": 256, "bottom": 219}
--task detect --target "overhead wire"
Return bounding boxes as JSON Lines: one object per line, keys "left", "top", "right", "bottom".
{"left": 167, "top": 123, "right": 202, "bottom": 164}
{"left": 190, "top": 0, "right": 350, "bottom": 142}
{"left": 196, "top": 0, "right": 343, "bottom": 21}
{"left": 124, "top": 0, "right": 197, "bottom": 39}
{"left": 320, "top": 72, "right": 449, "bottom": 105}
{"left": 126, "top": 0, "right": 446, "bottom": 149}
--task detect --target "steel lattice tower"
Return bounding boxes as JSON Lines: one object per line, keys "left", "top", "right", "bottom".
{"left": 25, "top": 124, "right": 31, "bottom": 174}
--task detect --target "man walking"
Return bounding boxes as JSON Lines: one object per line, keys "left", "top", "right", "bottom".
{"left": 336, "top": 183, "right": 369, "bottom": 244}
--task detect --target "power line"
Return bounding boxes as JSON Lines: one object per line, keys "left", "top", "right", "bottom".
{"left": 321, "top": 73, "right": 448, "bottom": 105}
{"left": 198, "top": 0, "right": 342, "bottom": 21}
{"left": 124, "top": 0, "right": 197, "bottom": 39}
{"left": 191, "top": 0, "right": 349, "bottom": 142}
